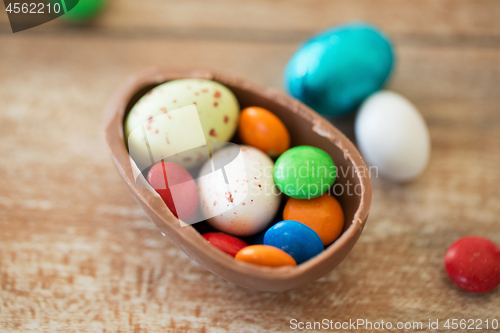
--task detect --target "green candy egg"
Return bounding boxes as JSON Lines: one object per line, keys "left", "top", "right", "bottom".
{"left": 274, "top": 146, "right": 336, "bottom": 199}
{"left": 125, "top": 79, "right": 240, "bottom": 171}
{"left": 58, "top": 0, "right": 107, "bottom": 23}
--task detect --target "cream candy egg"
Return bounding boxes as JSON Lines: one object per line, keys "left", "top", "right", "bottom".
{"left": 124, "top": 79, "right": 239, "bottom": 171}
{"left": 198, "top": 145, "right": 281, "bottom": 236}
{"left": 355, "top": 91, "right": 431, "bottom": 182}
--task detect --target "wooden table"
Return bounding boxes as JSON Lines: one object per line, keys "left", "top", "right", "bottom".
{"left": 1, "top": 1, "right": 499, "bottom": 332}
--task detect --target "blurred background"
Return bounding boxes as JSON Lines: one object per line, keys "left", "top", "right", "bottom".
{"left": 0, "top": 1, "right": 499, "bottom": 332}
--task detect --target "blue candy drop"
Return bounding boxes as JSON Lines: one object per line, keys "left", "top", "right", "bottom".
{"left": 264, "top": 220, "right": 324, "bottom": 264}
{"left": 284, "top": 22, "right": 395, "bottom": 116}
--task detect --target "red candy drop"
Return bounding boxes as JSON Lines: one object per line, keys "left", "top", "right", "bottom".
{"left": 202, "top": 232, "right": 248, "bottom": 257}
{"left": 147, "top": 162, "right": 198, "bottom": 220}
{"left": 445, "top": 236, "right": 500, "bottom": 293}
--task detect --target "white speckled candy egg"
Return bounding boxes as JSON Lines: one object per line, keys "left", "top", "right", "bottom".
{"left": 355, "top": 91, "right": 431, "bottom": 182}
{"left": 198, "top": 145, "right": 281, "bottom": 236}
{"left": 124, "top": 79, "right": 239, "bottom": 170}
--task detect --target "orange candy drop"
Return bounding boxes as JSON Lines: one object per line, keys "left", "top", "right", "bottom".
{"left": 238, "top": 106, "right": 290, "bottom": 157}
{"left": 283, "top": 194, "right": 345, "bottom": 246}
{"left": 235, "top": 245, "right": 297, "bottom": 267}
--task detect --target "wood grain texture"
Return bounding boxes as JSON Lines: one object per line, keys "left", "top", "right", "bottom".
{"left": 0, "top": 1, "right": 500, "bottom": 332}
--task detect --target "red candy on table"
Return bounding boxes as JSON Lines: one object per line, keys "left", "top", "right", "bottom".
{"left": 202, "top": 232, "right": 249, "bottom": 257}
{"left": 146, "top": 161, "right": 198, "bottom": 220}
{"left": 445, "top": 236, "right": 500, "bottom": 293}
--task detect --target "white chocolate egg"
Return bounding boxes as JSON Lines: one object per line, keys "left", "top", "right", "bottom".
{"left": 355, "top": 91, "right": 431, "bottom": 182}
{"left": 124, "top": 79, "right": 239, "bottom": 170}
{"left": 198, "top": 145, "right": 281, "bottom": 236}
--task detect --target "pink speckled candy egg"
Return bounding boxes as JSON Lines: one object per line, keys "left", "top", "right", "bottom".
{"left": 197, "top": 145, "right": 281, "bottom": 236}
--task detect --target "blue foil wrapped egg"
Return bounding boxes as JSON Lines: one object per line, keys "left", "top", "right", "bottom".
{"left": 284, "top": 22, "right": 395, "bottom": 116}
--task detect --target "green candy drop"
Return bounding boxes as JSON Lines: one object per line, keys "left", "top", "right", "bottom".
{"left": 274, "top": 146, "right": 336, "bottom": 199}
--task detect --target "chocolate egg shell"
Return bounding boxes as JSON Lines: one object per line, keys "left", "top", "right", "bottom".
{"left": 104, "top": 68, "right": 372, "bottom": 291}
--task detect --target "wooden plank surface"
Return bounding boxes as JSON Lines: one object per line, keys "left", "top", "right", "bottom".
{"left": 2, "top": 0, "right": 500, "bottom": 38}
{"left": 1, "top": 1, "right": 500, "bottom": 332}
